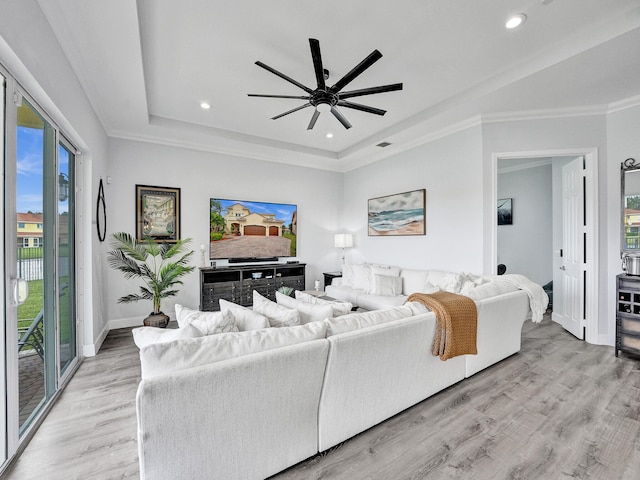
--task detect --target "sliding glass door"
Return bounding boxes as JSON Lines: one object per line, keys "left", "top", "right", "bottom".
{"left": 2, "top": 71, "right": 78, "bottom": 469}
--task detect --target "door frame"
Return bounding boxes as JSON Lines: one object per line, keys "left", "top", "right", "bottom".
{"left": 491, "top": 147, "right": 599, "bottom": 344}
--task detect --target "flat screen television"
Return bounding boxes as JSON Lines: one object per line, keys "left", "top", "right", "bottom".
{"left": 209, "top": 198, "right": 297, "bottom": 261}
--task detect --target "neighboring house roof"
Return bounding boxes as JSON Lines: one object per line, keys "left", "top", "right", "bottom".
{"left": 17, "top": 213, "right": 43, "bottom": 223}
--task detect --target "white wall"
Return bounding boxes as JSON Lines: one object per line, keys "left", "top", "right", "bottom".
{"left": 607, "top": 104, "right": 640, "bottom": 344}
{"left": 104, "top": 138, "right": 343, "bottom": 326}
{"left": 497, "top": 163, "right": 553, "bottom": 285}
{"left": 343, "top": 125, "right": 484, "bottom": 273}
{"left": 0, "top": 0, "right": 109, "bottom": 356}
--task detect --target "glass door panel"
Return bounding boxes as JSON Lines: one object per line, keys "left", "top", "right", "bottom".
{"left": 16, "top": 99, "right": 46, "bottom": 432}
{"left": 57, "top": 142, "right": 75, "bottom": 376}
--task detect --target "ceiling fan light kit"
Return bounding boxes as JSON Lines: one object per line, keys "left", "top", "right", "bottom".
{"left": 248, "top": 38, "right": 403, "bottom": 130}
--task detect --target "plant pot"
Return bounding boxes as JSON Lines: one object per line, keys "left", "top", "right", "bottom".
{"left": 144, "top": 312, "right": 170, "bottom": 328}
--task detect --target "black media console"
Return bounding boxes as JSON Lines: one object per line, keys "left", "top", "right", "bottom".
{"left": 199, "top": 263, "right": 306, "bottom": 311}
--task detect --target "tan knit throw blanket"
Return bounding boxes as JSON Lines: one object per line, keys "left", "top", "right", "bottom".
{"left": 406, "top": 291, "right": 478, "bottom": 361}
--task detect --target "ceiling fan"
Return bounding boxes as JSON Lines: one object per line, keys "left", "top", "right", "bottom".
{"left": 248, "top": 38, "right": 403, "bottom": 130}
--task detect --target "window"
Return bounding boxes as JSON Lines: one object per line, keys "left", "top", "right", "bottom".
{"left": 18, "top": 222, "right": 25, "bottom": 228}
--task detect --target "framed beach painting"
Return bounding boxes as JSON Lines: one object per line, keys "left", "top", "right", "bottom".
{"left": 368, "top": 189, "right": 426, "bottom": 236}
{"left": 497, "top": 198, "right": 513, "bottom": 225}
{"left": 136, "top": 185, "right": 181, "bottom": 242}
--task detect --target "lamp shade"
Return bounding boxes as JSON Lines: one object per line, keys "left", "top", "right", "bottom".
{"left": 334, "top": 233, "right": 353, "bottom": 248}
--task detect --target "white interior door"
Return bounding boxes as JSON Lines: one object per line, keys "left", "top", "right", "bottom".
{"left": 559, "top": 156, "right": 585, "bottom": 339}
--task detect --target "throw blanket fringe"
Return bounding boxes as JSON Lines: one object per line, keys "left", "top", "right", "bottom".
{"left": 406, "top": 291, "right": 478, "bottom": 361}
{"left": 489, "top": 274, "right": 549, "bottom": 323}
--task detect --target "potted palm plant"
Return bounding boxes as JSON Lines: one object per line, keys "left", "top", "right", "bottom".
{"left": 107, "top": 232, "right": 195, "bottom": 328}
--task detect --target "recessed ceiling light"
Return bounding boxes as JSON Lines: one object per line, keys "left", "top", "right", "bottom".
{"left": 506, "top": 14, "right": 527, "bottom": 29}
{"left": 326, "top": 133, "right": 334, "bottom": 139}
{"left": 200, "top": 102, "right": 211, "bottom": 110}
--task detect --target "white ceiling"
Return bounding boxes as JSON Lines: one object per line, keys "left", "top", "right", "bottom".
{"left": 38, "top": 0, "right": 640, "bottom": 172}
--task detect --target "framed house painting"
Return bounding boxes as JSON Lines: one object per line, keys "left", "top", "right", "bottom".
{"left": 498, "top": 198, "right": 513, "bottom": 225}
{"left": 136, "top": 185, "right": 181, "bottom": 242}
{"left": 368, "top": 189, "right": 426, "bottom": 236}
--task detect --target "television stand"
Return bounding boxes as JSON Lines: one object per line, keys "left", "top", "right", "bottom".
{"left": 199, "top": 263, "right": 306, "bottom": 311}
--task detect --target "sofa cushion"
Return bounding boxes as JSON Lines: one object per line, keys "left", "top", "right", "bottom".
{"left": 437, "top": 272, "right": 466, "bottom": 293}
{"left": 464, "top": 280, "right": 519, "bottom": 300}
{"left": 325, "top": 305, "right": 417, "bottom": 336}
{"left": 276, "top": 291, "right": 334, "bottom": 324}
{"left": 371, "top": 274, "right": 403, "bottom": 296}
{"left": 175, "top": 304, "right": 238, "bottom": 335}
{"left": 341, "top": 264, "right": 355, "bottom": 288}
{"left": 400, "top": 269, "right": 430, "bottom": 295}
{"left": 351, "top": 264, "right": 372, "bottom": 291}
{"left": 139, "top": 321, "right": 328, "bottom": 379}
{"left": 253, "top": 290, "right": 300, "bottom": 327}
{"left": 132, "top": 323, "right": 203, "bottom": 349}
{"left": 218, "top": 299, "right": 270, "bottom": 331}
{"left": 295, "top": 290, "right": 353, "bottom": 316}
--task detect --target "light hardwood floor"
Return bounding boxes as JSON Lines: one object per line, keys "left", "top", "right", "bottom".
{"left": 4, "top": 314, "right": 640, "bottom": 480}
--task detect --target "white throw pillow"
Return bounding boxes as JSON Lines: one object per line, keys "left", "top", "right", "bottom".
{"left": 341, "top": 264, "right": 355, "bottom": 288}
{"left": 175, "top": 304, "right": 238, "bottom": 335}
{"left": 294, "top": 290, "right": 353, "bottom": 316}
{"left": 458, "top": 273, "right": 490, "bottom": 295}
{"left": 139, "top": 321, "right": 327, "bottom": 379}
{"left": 401, "top": 269, "right": 430, "bottom": 295}
{"left": 132, "top": 323, "right": 202, "bottom": 349}
{"left": 276, "top": 291, "right": 333, "bottom": 324}
{"left": 218, "top": 299, "right": 270, "bottom": 331}
{"left": 438, "top": 273, "right": 465, "bottom": 293}
{"left": 369, "top": 265, "right": 401, "bottom": 293}
{"left": 352, "top": 264, "right": 372, "bottom": 291}
{"left": 421, "top": 282, "right": 440, "bottom": 294}
{"left": 371, "top": 274, "right": 403, "bottom": 296}
{"left": 253, "top": 290, "right": 300, "bottom": 327}
{"left": 325, "top": 305, "right": 416, "bottom": 336}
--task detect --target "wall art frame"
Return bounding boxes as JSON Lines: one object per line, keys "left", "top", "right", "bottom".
{"left": 368, "top": 188, "right": 426, "bottom": 236}
{"left": 136, "top": 184, "right": 181, "bottom": 242}
{"left": 497, "top": 198, "right": 513, "bottom": 225}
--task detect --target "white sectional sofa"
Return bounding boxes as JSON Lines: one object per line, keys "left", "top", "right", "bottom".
{"left": 135, "top": 267, "right": 545, "bottom": 480}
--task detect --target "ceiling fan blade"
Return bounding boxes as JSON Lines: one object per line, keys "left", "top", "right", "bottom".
{"left": 309, "top": 38, "right": 326, "bottom": 91}
{"left": 339, "top": 83, "right": 403, "bottom": 100}
{"left": 330, "top": 106, "right": 352, "bottom": 129}
{"left": 307, "top": 109, "right": 320, "bottom": 130}
{"left": 271, "top": 103, "right": 312, "bottom": 120}
{"left": 337, "top": 100, "right": 386, "bottom": 116}
{"left": 255, "top": 61, "right": 313, "bottom": 94}
{"left": 248, "top": 94, "right": 310, "bottom": 100}
{"left": 330, "top": 50, "right": 383, "bottom": 93}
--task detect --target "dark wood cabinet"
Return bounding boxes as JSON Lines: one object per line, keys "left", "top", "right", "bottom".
{"left": 200, "top": 264, "right": 305, "bottom": 311}
{"left": 616, "top": 274, "right": 640, "bottom": 357}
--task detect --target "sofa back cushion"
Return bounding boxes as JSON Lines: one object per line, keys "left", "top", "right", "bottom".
{"left": 139, "top": 321, "right": 328, "bottom": 379}
{"left": 400, "top": 269, "right": 430, "bottom": 295}
{"left": 276, "top": 291, "right": 334, "bottom": 324}
{"left": 464, "top": 280, "right": 519, "bottom": 300}
{"left": 325, "top": 305, "right": 417, "bottom": 336}
{"left": 132, "top": 323, "right": 203, "bottom": 349}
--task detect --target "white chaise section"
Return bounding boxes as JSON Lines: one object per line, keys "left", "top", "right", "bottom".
{"left": 137, "top": 340, "right": 329, "bottom": 480}
{"left": 317, "top": 312, "right": 466, "bottom": 451}
{"left": 465, "top": 290, "right": 530, "bottom": 377}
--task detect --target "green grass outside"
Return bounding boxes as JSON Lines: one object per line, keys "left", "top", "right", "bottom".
{"left": 18, "top": 278, "right": 72, "bottom": 344}
{"left": 284, "top": 232, "right": 297, "bottom": 256}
